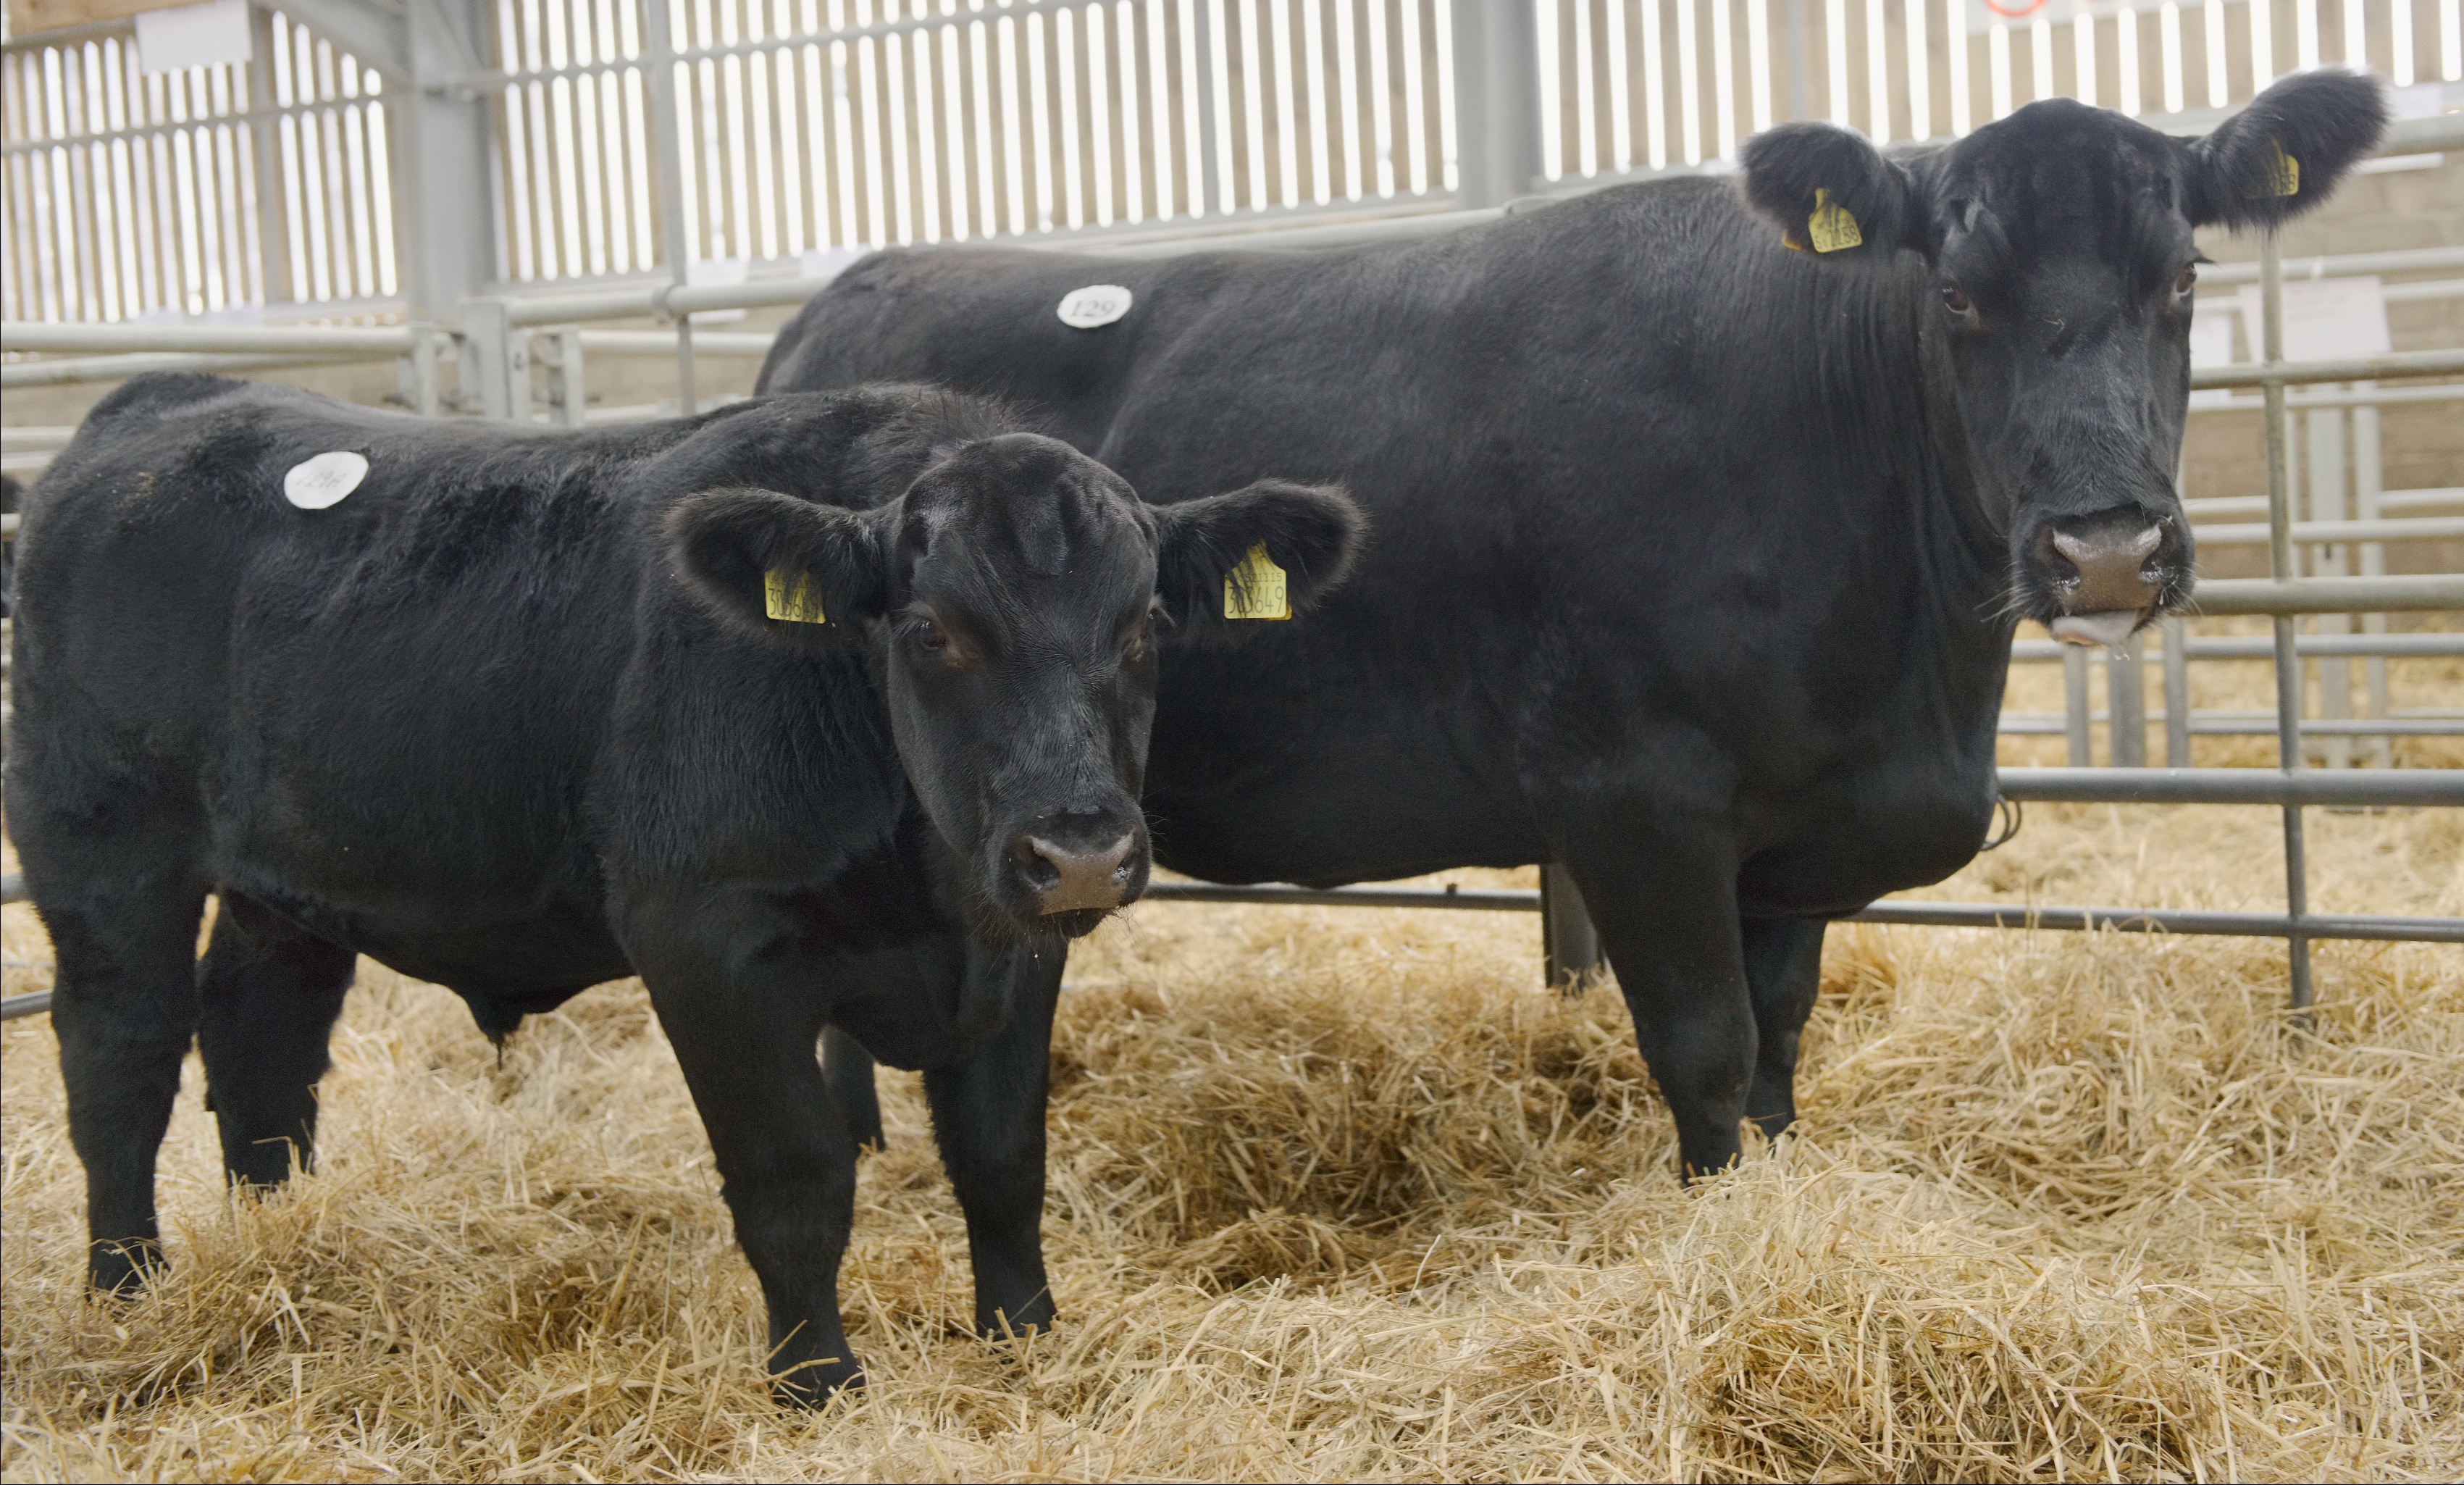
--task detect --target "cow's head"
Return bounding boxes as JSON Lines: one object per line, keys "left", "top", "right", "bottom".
{"left": 667, "top": 432, "right": 1363, "bottom": 937}
{"left": 1740, "top": 70, "right": 2386, "bottom": 645}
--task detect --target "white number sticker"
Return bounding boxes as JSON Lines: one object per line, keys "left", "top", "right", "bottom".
{"left": 1057, "top": 284, "right": 1133, "bottom": 330}
{"left": 283, "top": 451, "right": 369, "bottom": 509}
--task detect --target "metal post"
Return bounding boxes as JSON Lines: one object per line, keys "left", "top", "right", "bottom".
{"left": 2107, "top": 631, "right": 2147, "bottom": 767}
{"left": 409, "top": 324, "right": 442, "bottom": 417}
{"left": 2308, "top": 404, "right": 2352, "bottom": 769}
{"left": 1784, "top": 0, "right": 1809, "bottom": 122}
{"left": 458, "top": 298, "right": 527, "bottom": 419}
{"left": 2260, "top": 231, "right": 2314, "bottom": 1014}
{"left": 246, "top": 4, "right": 294, "bottom": 309}
{"left": 401, "top": 0, "right": 500, "bottom": 323}
{"left": 1541, "top": 863, "right": 1605, "bottom": 991}
{"left": 2161, "top": 614, "right": 2191, "bottom": 767}
{"left": 2063, "top": 645, "right": 2092, "bottom": 765}
{"left": 646, "top": 0, "right": 697, "bottom": 414}
{"left": 2353, "top": 387, "right": 2392, "bottom": 766}
{"left": 1195, "top": 0, "right": 1223, "bottom": 215}
{"left": 1452, "top": 0, "right": 1545, "bottom": 206}
{"left": 545, "top": 327, "right": 589, "bottom": 426}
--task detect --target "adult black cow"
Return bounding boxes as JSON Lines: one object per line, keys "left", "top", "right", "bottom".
{"left": 7, "top": 375, "right": 1361, "bottom": 1401}
{"left": 762, "top": 73, "right": 2386, "bottom": 1180}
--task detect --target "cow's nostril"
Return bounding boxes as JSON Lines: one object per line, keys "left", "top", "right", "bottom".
{"left": 1026, "top": 832, "right": 1139, "bottom": 914}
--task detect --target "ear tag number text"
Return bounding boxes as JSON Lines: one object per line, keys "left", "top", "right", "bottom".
{"left": 284, "top": 451, "right": 369, "bottom": 509}
{"left": 2254, "top": 140, "right": 2300, "bottom": 198}
{"left": 1807, "top": 188, "right": 1863, "bottom": 253}
{"left": 1057, "top": 284, "right": 1134, "bottom": 329}
{"left": 1223, "top": 543, "right": 1290, "bottom": 621}
{"left": 764, "top": 568, "right": 828, "bottom": 624}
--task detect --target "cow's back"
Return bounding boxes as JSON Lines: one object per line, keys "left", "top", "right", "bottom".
{"left": 764, "top": 183, "right": 1969, "bottom": 884}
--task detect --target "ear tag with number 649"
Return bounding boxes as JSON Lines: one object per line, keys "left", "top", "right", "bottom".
{"left": 1223, "top": 544, "right": 1290, "bottom": 621}
{"left": 764, "top": 568, "right": 828, "bottom": 624}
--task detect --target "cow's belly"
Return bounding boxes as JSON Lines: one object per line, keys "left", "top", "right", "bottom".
{"left": 1735, "top": 755, "right": 1999, "bottom": 918}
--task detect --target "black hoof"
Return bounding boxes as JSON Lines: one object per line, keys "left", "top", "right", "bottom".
{"left": 771, "top": 1355, "right": 866, "bottom": 1407}
{"left": 88, "top": 1238, "right": 164, "bottom": 1297}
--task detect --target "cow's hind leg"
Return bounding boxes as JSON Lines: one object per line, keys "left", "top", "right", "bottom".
{"left": 1564, "top": 829, "right": 1756, "bottom": 1180}
{"left": 924, "top": 939, "right": 1063, "bottom": 1339}
{"left": 34, "top": 861, "right": 207, "bottom": 1292}
{"left": 1740, "top": 917, "right": 1825, "bottom": 1141}
{"left": 194, "top": 894, "right": 356, "bottom": 1189}
{"left": 820, "top": 1026, "right": 886, "bottom": 1153}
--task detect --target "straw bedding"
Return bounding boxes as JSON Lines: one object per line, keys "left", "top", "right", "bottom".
{"left": 2, "top": 639, "right": 2459, "bottom": 1482}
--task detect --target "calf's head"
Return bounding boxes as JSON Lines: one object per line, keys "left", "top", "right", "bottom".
{"left": 1740, "top": 70, "right": 2386, "bottom": 646}
{"left": 669, "top": 431, "right": 1362, "bottom": 937}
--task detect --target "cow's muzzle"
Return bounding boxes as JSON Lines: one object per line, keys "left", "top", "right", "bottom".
{"left": 2035, "top": 514, "right": 2186, "bottom": 648}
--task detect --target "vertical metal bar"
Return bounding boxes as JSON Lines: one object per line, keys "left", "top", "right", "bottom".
{"left": 2260, "top": 230, "right": 2313, "bottom": 1015}
{"left": 647, "top": 0, "right": 697, "bottom": 414}
{"left": 551, "top": 326, "right": 589, "bottom": 425}
{"left": 2353, "top": 385, "right": 2391, "bottom": 766}
{"left": 2307, "top": 403, "right": 2352, "bottom": 768}
{"left": 2107, "top": 630, "right": 2147, "bottom": 767}
{"left": 1452, "top": 0, "right": 1543, "bottom": 206}
{"left": 1785, "top": 0, "right": 1808, "bottom": 121}
{"left": 2161, "top": 614, "right": 2190, "bottom": 768}
{"left": 247, "top": 4, "right": 293, "bottom": 308}
{"left": 411, "top": 322, "right": 441, "bottom": 417}
{"left": 2063, "top": 644, "right": 2092, "bottom": 765}
{"left": 1195, "top": 0, "right": 1223, "bottom": 214}
{"left": 1541, "top": 862, "right": 1604, "bottom": 991}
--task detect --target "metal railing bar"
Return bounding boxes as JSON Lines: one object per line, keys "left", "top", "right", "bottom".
{"left": 2190, "top": 516, "right": 2464, "bottom": 545}
{"left": 2191, "top": 385, "right": 2464, "bottom": 412}
{"left": 3, "top": 994, "right": 54, "bottom": 1022}
{"left": 1, "top": 96, "right": 388, "bottom": 160}
{"left": 1137, "top": 882, "right": 2463, "bottom": 945}
{"left": 1995, "top": 766, "right": 2464, "bottom": 807}
{"left": 2191, "top": 348, "right": 2464, "bottom": 390}
{"left": 2381, "top": 488, "right": 2464, "bottom": 512}
{"left": 2011, "top": 635, "right": 2464, "bottom": 661}
{"left": 2187, "top": 575, "right": 2464, "bottom": 613}
{"left": 1998, "top": 714, "right": 2464, "bottom": 737}
{"left": 1, "top": 351, "right": 400, "bottom": 388}
{"left": 573, "top": 330, "right": 776, "bottom": 356}
{"left": 2195, "top": 243, "right": 2464, "bottom": 286}
{"left": 1, "top": 322, "right": 420, "bottom": 356}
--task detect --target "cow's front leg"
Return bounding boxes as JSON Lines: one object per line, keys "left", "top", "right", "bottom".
{"left": 624, "top": 901, "right": 862, "bottom": 1405}
{"left": 923, "top": 937, "right": 1064, "bottom": 1338}
{"left": 1564, "top": 827, "right": 1755, "bottom": 1179}
{"left": 1740, "top": 916, "right": 1825, "bottom": 1140}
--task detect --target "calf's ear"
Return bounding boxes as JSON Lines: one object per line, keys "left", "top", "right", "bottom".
{"left": 2187, "top": 69, "right": 2387, "bottom": 230}
{"left": 1152, "top": 480, "right": 1366, "bottom": 634}
{"left": 1737, "top": 121, "right": 1926, "bottom": 257}
{"left": 666, "top": 487, "right": 892, "bottom": 636}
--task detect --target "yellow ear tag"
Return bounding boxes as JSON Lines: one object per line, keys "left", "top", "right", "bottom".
{"left": 1807, "top": 188, "right": 1864, "bottom": 253}
{"left": 763, "top": 568, "right": 828, "bottom": 624}
{"left": 2253, "top": 139, "right": 2300, "bottom": 198}
{"left": 1222, "top": 543, "right": 1290, "bottom": 621}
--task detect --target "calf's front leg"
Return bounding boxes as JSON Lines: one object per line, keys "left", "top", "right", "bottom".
{"left": 626, "top": 902, "right": 864, "bottom": 1405}
{"left": 924, "top": 937, "right": 1063, "bottom": 1338}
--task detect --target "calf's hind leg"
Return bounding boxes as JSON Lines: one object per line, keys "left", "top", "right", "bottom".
{"left": 194, "top": 894, "right": 357, "bottom": 1189}
{"left": 33, "top": 862, "right": 206, "bottom": 1292}
{"left": 1740, "top": 917, "right": 1825, "bottom": 1140}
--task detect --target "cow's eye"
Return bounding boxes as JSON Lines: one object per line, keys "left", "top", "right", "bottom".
{"left": 915, "top": 618, "right": 948, "bottom": 651}
{"left": 2173, "top": 265, "right": 2197, "bottom": 296}
{"left": 1942, "top": 286, "right": 1974, "bottom": 315}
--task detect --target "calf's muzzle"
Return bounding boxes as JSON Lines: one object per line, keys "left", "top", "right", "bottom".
{"left": 1020, "top": 829, "right": 1141, "bottom": 914}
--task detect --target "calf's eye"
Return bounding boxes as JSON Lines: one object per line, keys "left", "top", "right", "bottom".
{"left": 1942, "top": 286, "right": 1973, "bottom": 314}
{"left": 2174, "top": 266, "right": 2197, "bottom": 296}
{"left": 917, "top": 619, "right": 948, "bottom": 651}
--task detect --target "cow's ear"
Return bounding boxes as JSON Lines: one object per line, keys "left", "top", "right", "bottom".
{"left": 2187, "top": 69, "right": 2387, "bottom": 230}
{"left": 1737, "top": 121, "right": 1925, "bottom": 257}
{"left": 1152, "top": 480, "right": 1366, "bottom": 635}
{"left": 666, "top": 487, "right": 892, "bottom": 636}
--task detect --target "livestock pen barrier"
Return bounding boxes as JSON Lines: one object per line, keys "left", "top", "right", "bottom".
{"left": 4, "top": 98, "right": 2463, "bottom": 1022}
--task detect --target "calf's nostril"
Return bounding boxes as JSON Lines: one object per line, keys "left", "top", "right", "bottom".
{"left": 1027, "top": 831, "right": 1140, "bottom": 914}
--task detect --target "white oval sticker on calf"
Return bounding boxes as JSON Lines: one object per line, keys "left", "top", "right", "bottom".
{"left": 284, "top": 451, "right": 369, "bottom": 509}
{"left": 1057, "top": 284, "right": 1133, "bottom": 330}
